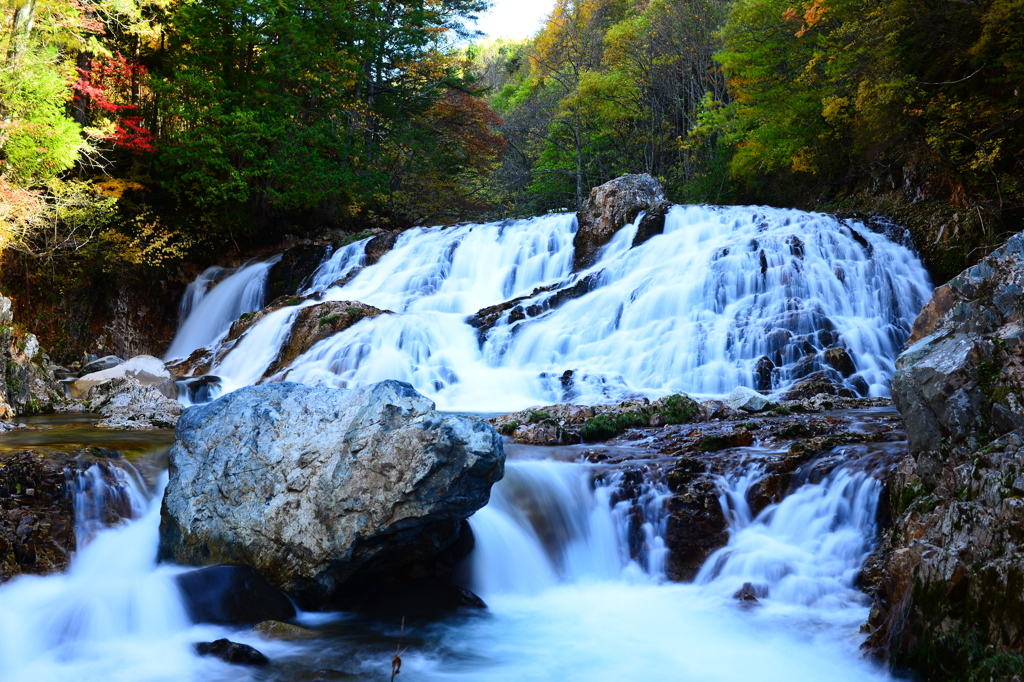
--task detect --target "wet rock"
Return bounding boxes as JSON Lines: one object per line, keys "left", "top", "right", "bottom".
{"left": 699, "top": 400, "right": 740, "bottom": 421}
{"left": 71, "top": 355, "right": 176, "bottom": 400}
{"left": 573, "top": 174, "right": 668, "bottom": 271}
{"left": 194, "top": 639, "right": 269, "bottom": 666}
{"left": 780, "top": 371, "right": 856, "bottom": 402}
{"left": 265, "top": 243, "right": 331, "bottom": 302}
{"left": 823, "top": 347, "right": 856, "bottom": 377}
{"left": 725, "top": 386, "right": 773, "bottom": 413}
{"left": 365, "top": 232, "right": 398, "bottom": 265}
{"left": 733, "top": 582, "right": 764, "bottom": 602}
{"left": 80, "top": 355, "right": 124, "bottom": 375}
{"left": 175, "top": 564, "right": 296, "bottom": 625}
{"left": 753, "top": 356, "right": 775, "bottom": 392}
{"left": 181, "top": 375, "right": 221, "bottom": 404}
{"left": 630, "top": 201, "right": 673, "bottom": 249}
{"left": 253, "top": 620, "right": 320, "bottom": 641}
{"left": 465, "top": 273, "right": 601, "bottom": 341}
{"left": 265, "top": 300, "right": 389, "bottom": 378}
{"left": 159, "top": 381, "right": 505, "bottom": 609}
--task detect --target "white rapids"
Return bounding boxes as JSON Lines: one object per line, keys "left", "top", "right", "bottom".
{"left": 168, "top": 205, "right": 932, "bottom": 412}
{"left": 0, "top": 457, "right": 892, "bottom": 682}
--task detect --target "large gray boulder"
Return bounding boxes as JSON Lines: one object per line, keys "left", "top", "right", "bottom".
{"left": 158, "top": 380, "right": 504, "bottom": 608}
{"left": 573, "top": 174, "right": 668, "bottom": 271}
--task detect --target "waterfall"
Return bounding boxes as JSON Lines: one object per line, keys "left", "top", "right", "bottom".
{"left": 0, "top": 471, "right": 195, "bottom": 682}
{"left": 467, "top": 461, "right": 665, "bottom": 597}
{"left": 164, "top": 256, "right": 281, "bottom": 361}
{"left": 176, "top": 205, "right": 931, "bottom": 412}
{"left": 696, "top": 467, "right": 881, "bottom": 608}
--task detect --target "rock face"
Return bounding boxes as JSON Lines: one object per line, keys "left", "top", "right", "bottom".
{"left": 159, "top": 380, "right": 505, "bottom": 608}
{"left": 0, "top": 296, "right": 65, "bottom": 418}
{"left": 867, "top": 231, "right": 1024, "bottom": 677}
{"left": 573, "top": 174, "right": 668, "bottom": 271}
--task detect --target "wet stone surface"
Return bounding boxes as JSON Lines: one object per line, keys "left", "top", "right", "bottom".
{"left": 494, "top": 397, "right": 907, "bottom": 584}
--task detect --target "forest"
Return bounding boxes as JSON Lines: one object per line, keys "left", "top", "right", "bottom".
{"left": 0, "top": 0, "right": 1022, "bottom": 356}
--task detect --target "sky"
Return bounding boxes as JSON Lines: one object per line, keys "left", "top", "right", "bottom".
{"left": 473, "top": 0, "right": 557, "bottom": 40}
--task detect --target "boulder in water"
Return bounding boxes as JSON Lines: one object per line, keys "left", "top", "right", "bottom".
{"left": 175, "top": 564, "right": 296, "bottom": 625}
{"left": 90, "top": 377, "right": 184, "bottom": 430}
{"left": 159, "top": 380, "right": 505, "bottom": 608}
{"left": 725, "top": 386, "right": 773, "bottom": 413}
{"left": 253, "top": 620, "right": 320, "bottom": 641}
{"left": 779, "top": 371, "right": 856, "bottom": 402}
{"left": 823, "top": 347, "right": 856, "bottom": 377}
{"left": 194, "top": 639, "right": 269, "bottom": 666}
{"left": 573, "top": 174, "right": 668, "bottom": 271}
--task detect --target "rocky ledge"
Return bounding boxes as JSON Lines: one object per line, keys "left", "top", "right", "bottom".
{"left": 864, "top": 230, "right": 1024, "bottom": 679}
{"left": 494, "top": 391, "right": 902, "bottom": 582}
{"left": 158, "top": 380, "right": 504, "bottom": 609}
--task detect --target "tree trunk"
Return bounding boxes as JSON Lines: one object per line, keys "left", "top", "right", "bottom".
{"left": 6, "top": 0, "right": 37, "bottom": 65}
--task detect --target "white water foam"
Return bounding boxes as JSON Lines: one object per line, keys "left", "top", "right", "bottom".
{"left": 176, "top": 206, "right": 930, "bottom": 412}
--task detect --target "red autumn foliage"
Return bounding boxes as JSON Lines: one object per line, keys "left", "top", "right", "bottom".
{"left": 73, "top": 53, "right": 154, "bottom": 152}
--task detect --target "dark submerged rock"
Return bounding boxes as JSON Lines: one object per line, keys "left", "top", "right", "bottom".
{"left": 194, "top": 639, "right": 270, "bottom": 666}
{"left": 174, "top": 564, "right": 296, "bottom": 625}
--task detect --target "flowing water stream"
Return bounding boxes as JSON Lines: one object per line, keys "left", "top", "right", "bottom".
{"left": 166, "top": 206, "right": 932, "bottom": 412}
{"left": 0, "top": 435, "right": 893, "bottom": 682}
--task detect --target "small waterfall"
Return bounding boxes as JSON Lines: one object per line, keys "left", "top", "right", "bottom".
{"left": 304, "top": 238, "right": 370, "bottom": 293}
{"left": 467, "top": 461, "right": 670, "bottom": 597}
{"left": 0, "top": 474, "right": 193, "bottom": 682}
{"left": 696, "top": 467, "right": 881, "bottom": 608}
{"left": 70, "top": 462, "right": 148, "bottom": 546}
{"left": 164, "top": 256, "right": 281, "bottom": 361}
{"left": 176, "top": 266, "right": 229, "bottom": 327}
{"left": 183, "top": 206, "right": 930, "bottom": 411}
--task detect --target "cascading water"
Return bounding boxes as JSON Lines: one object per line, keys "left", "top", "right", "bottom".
{"left": 0, "top": 450, "right": 892, "bottom": 681}
{"left": 164, "top": 256, "right": 281, "bottom": 361}
{"left": 179, "top": 206, "right": 931, "bottom": 412}
{"left": 401, "top": 459, "right": 890, "bottom": 682}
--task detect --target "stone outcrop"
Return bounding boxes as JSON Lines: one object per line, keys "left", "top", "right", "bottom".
{"left": 266, "top": 300, "right": 389, "bottom": 378}
{"left": 159, "top": 380, "right": 505, "bottom": 608}
{"left": 573, "top": 174, "right": 669, "bottom": 271}
{"left": 866, "top": 231, "right": 1024, "bottom": 678}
